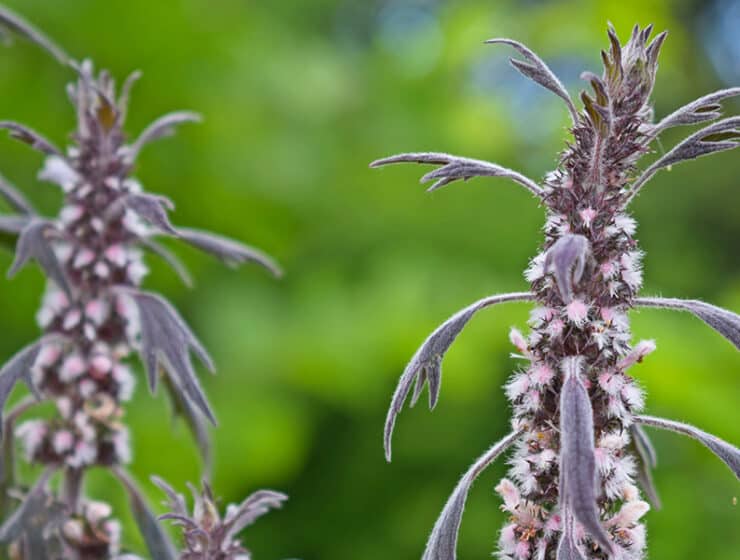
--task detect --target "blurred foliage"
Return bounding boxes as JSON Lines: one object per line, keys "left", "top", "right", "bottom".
{"left": 0, "top": 0, "right": 738, "bottom": 559}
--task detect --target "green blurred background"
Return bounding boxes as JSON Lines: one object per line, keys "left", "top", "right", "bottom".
{"left": 0, "top": 0, "right": 738, "bottom": 558}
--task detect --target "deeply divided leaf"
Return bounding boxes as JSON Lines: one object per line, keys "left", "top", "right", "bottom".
{"left": 9, "top": 220, "right": 71, "bottom": 297}
{"left": 0, "top": 340, "right": 43, "bottom": 439}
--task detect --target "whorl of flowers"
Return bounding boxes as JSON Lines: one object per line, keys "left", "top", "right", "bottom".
{"left": 372, "top": 25, "right": 740, "bottom": 560}
{"left": 0, "top": 6, "right": 281, "bottom": 559}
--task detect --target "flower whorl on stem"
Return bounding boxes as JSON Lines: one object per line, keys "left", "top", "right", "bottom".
{"left": 373, "top": 24, "right": 740, "bottom": 560}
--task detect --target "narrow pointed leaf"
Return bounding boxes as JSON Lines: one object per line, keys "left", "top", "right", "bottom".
{"left": 422, "top": 430, "right": 521, "bottom": 560}
{"left": 0, "top": 173, "right": 35, "bottom": 215}
{"left": 556, "top": 512, "right": 586, "bottom": 560}
{"left": 163, "top": 374, "right": 211, "bottom": 475}
{"left": 630, "top": 425, "right": 661, "bottom": 509}
{"left": 176, "top": 227, "right": 282, "bottom": 277}
{"left": 8, "top": 220, "right": 71, "bottom": 297}
{"left": 485, "top": 38, "right": 578, "bottom": 124}
{"left": 651, "top": 88, "right": 740, "bottom": 135}
{"left": 127, "top": 111, "right": 202, "bottom": 161}
{"left": 113, "top": 468, "right": 177, "bottom": 560}
{"left": 223, "top": 489, "right": 288, "bottom": 538}
{"left": 635, "top": 297, "right": 740, "bottom": 351}
{"left": 0, "top": 121, "right": 62, "bottom": 156}
{"left": 0, "top": 5, "right": 69, "bottom": 64}
{"left": 559, "top": 359, "right": 613, "bottom": 554}
{"left": 0, "top": 467, "right": 59, "bottom": 542}
{"left": 370, "top": 152, "right": 543, "bottom": 197}
{"left": 384, "top": 292, "right": 533, "bottom": 461}
{"left": 627, "top": 117, "right": 740, "bottom": 203}
{"left": 130, "top": 291, "right": 216, "bottom": 423}
{"left": 544, "top": 234, "right": 591, "bottom": 303}
{"left": 123, "top": 193, "right": 177, "bottom": 235}
{"left": 151, "top": 475, "right": 188, "bottom": 518}
{"left": 0, "top": 340, "right": 43, "bottom": 439}
{"left": 636, "top": 415, "right": 740, "bottom": 480}
{"left": 0, "top": 215, "right": 30, "bottom": 234}
{"left": 140, "top": 239, "right": 193, "bottom": 287}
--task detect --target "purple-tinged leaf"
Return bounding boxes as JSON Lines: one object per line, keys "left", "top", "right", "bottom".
{"left": 176, "top": 227, "right": 282, "bottom": 277}
{"left": 370, "top": 152, "right": 544, "bottom": 197}
{"left": 636, "top": 415, "right": 740, "bottom": 480}
{"left": 635, "top": 297, "right": 740, "bottom": 351}
{"left": 650, "top": 88, "right": 740, "bottom": 136}
{"left": 630, "top": 425, "right": 661, "bottom": 510}
{"left": 0, "top": 121, "right": 63, "bottom": 156}
{"left": 0, "top": 215, "right": 30, "bottom": 234}
{"left": 223, "top": 489, "right": 288, "bottom": 538}
{"left": 544, "top": 235, "right": 591, "bottom": 303}
{"left": 113, "top": 468, "right": 177, "bottom": 560}
{"left": 130, "top": 291, "right": 216, "bottom": 424}
{"left": 559, "top": 357, "right": 613, "bottom": 554}
{"left": 117, "top": 70, "right": 143, "bottom": 125}
{"left": 384, "top": 292, "right": 533, "bottom": 461}
{"left": 126, "top": 111, "right": 202, "bottom": 162}
{"left": 123, "top": 193, "right": 177, "bottom": 235}
{"left": 422, "top": 430, "right": 521, "bottom": 560}
{"left": 140, "top": 239, "right": 193, "bottom": 288}
{"left": 151, "top": 476, "right": 188, "bottom": 518}
{"left": 0, "top": 172, "right": 35, "bottom": 215}
{"left": 556, "top": 511, "right": 586, "bottom": 560}
{"left": 485, "top": 38, "right": 579, "bottom": 124}
{"left": 8, "top": 219, "right": 71, "bottom": 298}
{"left": 0, "top": 340, "right": 43, "bottom": 439}
{"left": 163, "top": 374, "right": 211, "bottom": 475}
{"left": 0, "top": 5, "right": 69, "bottom": 65}
{"left": 627, "top": 117, "right": 740, "bottom": 204}
{"left": 0, "top": 467, "right": 62, "bottom": 543}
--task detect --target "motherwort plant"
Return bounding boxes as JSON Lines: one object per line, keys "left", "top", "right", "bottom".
{"left": 0, "top": 6, "right": 285, "bottom": 559}
{"left": 373, "top": 25, "right": 740, "bottom": 560}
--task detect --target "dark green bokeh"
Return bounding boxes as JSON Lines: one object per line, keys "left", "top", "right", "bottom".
{"left": 0, "top": 0, "right": 738, "bottom": 558}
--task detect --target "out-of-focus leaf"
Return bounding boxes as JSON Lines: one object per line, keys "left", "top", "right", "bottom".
{"left": 176, "top": 227, "right": 282, "bottom": 277}
{"left": 150, "top": 476, "right": 188, "bottom": 518}
{"left": 559, "top": 357, "right": 613, "bottom": 554}
{"left": 383, "top": 292, "right": 533, "bottom": 461}
{"left": 0, "top": 468, "right": 64, "bottom": 545}
{"left": 8, "top": 219, "right": 71, "bottom": 297}
{"left": 162, "top": 373, "right": 211, "bottom": 474}
{"left": 0, "top": 340, "right": 43, "bottom": 440}
{"left": 636, "top": 415, "right": 740, "bottom": 480}
{"left": 544, "top": 234, "right": 591, "bottom": 303}
{"left": 0, "top": 5, "right": 69, "bottom": 64}
{"left": 130, "top": 290, "right": 216, "bottom": 423}
{"left": 222, "top": 489, "right": 288, "bottom": 539}
{"left": 630, "top": 425, "right": 661, "bottom": 510}
{"left": 485, "top": 38, "right": 578, "bottom": 124}
{"left": 0, "top": 121, "right": 63, "bottom": 156}
{"left": 635, "top": 297, "right": 740, "bottom": 351}
{"left": 126, "top": 111, "right": 202, "bottom": 162}
{"left": 0, "top": 173, "right": 35, "bottom": 215}
{"left": 370, "top": 152, "right": 544, "bottom": 197}
{"left": 140, "top": 238, "right": 193, "bottom": 287}
{"left": 113, "top": 468, "right": 178, "bottom": 560}
{"left": 421, "top": 430, "right": 521, "bottom": 560}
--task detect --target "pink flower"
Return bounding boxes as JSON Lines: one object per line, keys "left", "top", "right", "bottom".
{"left": 565, "top": 299, "right": 589, "bottom": 325}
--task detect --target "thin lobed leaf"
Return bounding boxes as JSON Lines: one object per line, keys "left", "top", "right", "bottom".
{"left": 0, "top": 340, "right": 43, "bottom": 440}
{"left": 140, "top": 238, "right": 193, "bottom": 288}
{"left": 0, "top": 467, "right": 59, "bottom": 543}
{"left": 0, "top": 172, "right": 35, "bottom": 215}
{"left": 650, "top": 87, "right": 740, "bottom": 136}
{"left": 629, "top": 425, "right": 661, "bottom": 510}
{"left": 224, "top": 489, "right": 288, "bottom": 537}
{"left": 176, "top": 227, "right": 282, "bottom": 277}
{"left": 117, "top": 70, "right": 143, "bottom": 125}
{"left": 421, "top": 430, "right": 522, "bottom": 560}
{"left": 126, "top": 111, "right": 202, "bottom": 162}
{"left": 370, "top": 152, "right": 544, "bottom": 197}
{"left": 556, "top": 511, "right": 586, "bottom": 560}
{"left": 485, "top": 38, "right": 579, "bottom": 124}
{"left": 383, "top": 292, "right": 534, "bottom": 461}
{"left": 544, "top": 234, "right": 591, "bottom": 303}
{"left": 162, "top": 374, "right": 211, "bottom": 476}
{"left": 635, "top": 415, "right": 740, "bottom": 480}
{"left": 130, "top": 290, "right": 216, "bottom": 424}
{"left": 0, "top": 5, "right": 69, "bottom": 64}
{"left": 113, "top": 468, "right": 178, "bottom": 560}
{"left": 635, "top": 297, "right": 740, "bottom": 351}
{"left": 8, "top": 219, "right": 72, "bottom": 298}
{"left": 559, "top": 357, "right": 613, "bottom": 554}
{"left": 151, "top": 475, "right": 188, "bottom": 517}
{"left": 0, "top": 121, "right": 63, "bottom": 156}
{"left": 123, "top": 193, "right": 178, "bottom": 235}
{"left": 626, "top": 117, "right": 740, "bottom": 204}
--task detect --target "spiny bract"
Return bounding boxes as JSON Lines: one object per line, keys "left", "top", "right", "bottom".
{"left": 373, "top": 24, "right": 740, "bottom": 560}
